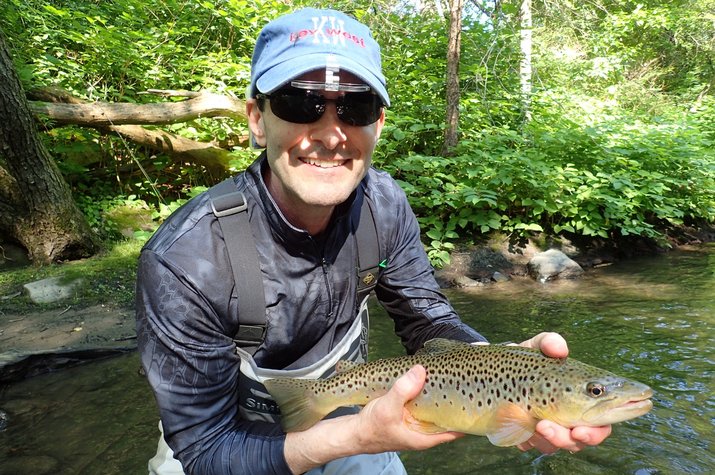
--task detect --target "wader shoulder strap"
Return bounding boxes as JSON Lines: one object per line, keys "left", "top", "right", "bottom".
{"left": 209, "top": 178, "right": 266, "bottom": 355}
{"left": 209, "top": 178, "right": 380, "bottom": 354}
{"left": 355, "top": 192, "right": 381, "bottom": 300}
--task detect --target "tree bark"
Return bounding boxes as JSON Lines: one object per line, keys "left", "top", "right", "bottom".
{"left": 0, "top": 32, "right": 99, "bottom": 264}
{"left": 443, "top": 0, "right": 464, "bottom": 156}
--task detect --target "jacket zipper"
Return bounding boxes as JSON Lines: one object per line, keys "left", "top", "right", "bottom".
{"left": 320, "top": 257, "right": 334, "bottom": 320}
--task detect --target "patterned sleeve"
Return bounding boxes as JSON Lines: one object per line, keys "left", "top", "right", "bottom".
{"left": 136, "top": 250, "right": 291, "bottom": 474}
{"left": 371, "top": 176, "right": 488, "bottom": 354}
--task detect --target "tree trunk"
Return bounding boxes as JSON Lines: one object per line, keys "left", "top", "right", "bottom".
{"left": 520, "top": 0, "right": 533, "bottom": 123}
{"left": 0, "top": 32, "right": 98, "bottom": 264}
{"left": 443, "top": 0, "right": 463, "bottom": 156}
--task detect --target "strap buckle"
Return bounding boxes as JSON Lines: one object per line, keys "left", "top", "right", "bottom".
{"left": 211, "top": 191, "right": 248, "bottom": 218}
{"left": 233, "top": 324, "right": 266, "bottom": 347}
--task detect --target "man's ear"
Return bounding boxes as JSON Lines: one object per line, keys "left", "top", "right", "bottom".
{"left": 246, "top": 99, "right": 267, "bottom": 148}
{"left": 374, "top": 108, "right": 386, "bottom": 139}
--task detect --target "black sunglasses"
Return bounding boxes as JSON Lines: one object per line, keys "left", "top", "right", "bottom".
{"left": 256, "top": 87, "right": 383, "bottom": 126}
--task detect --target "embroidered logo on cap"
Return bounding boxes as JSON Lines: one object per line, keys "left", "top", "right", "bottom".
{"left": 289, "top": 15, "right": 367, "bottom": 48}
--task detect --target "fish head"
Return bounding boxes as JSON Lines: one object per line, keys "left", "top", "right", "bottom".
{"left": 578, "top": 376, "right": 653, "bottom": 425}
{"left": 542, "top": 371, "right": 654, "bottom": 427}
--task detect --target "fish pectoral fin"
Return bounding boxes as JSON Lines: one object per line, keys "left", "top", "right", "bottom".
{"left": 486, "top": 403, "right": 538, "bottom": 447}
{"left": 403, "top": 412, "right": 448, "bottom": 434}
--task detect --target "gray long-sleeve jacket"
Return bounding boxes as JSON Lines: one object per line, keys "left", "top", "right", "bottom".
{"left": 136, "top": 154, "right": 486, "bottom": 474}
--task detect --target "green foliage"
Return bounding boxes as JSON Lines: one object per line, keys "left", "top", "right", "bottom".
{"left": 387, "top": 109, "right": 714, "bottom": 258}
{"left": 1, "top": 0, "right": 714, "bottom": 269}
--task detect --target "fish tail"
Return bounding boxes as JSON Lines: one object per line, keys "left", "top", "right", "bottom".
{"left": 264, "top": 378, "right": 331, "bottom": 432}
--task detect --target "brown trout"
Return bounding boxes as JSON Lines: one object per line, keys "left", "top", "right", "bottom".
{"left": 264, "top": 339, "right": 653, "bottom": 446}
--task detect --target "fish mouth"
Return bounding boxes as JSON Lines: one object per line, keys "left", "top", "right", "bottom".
{"left": 584, "top": 388, "right": 654, "bottom": 425}
{"left": 616, "top": 397, "right": 653, "bottom": 412}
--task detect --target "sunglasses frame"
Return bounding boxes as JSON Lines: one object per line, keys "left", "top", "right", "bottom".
{"left": 256, "top": 86, "right": 384, "bottom": 126}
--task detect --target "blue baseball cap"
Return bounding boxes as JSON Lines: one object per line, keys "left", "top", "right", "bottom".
{"left": 249, "top": 8, "right": 390, "bottom": 106}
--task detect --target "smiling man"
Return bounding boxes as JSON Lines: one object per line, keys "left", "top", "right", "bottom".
{"left": 251, "top": 69, "right": 384, "bottom": 235}
{"left": 136, "top": 8, "right": 611, "bottom": 475}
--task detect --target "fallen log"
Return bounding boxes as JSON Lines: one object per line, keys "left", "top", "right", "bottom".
{"left": 109, "top": 124, "right": 232, "bottom": 176}
{"left": 25, "top": 87, "right": 247, "bottom": 175}
{"left": 28, "top": 89, "right": 246, "bottom": 126}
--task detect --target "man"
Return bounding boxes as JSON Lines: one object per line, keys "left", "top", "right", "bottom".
{"left": 136, "top": 8, "right": 611, "bottom": 475}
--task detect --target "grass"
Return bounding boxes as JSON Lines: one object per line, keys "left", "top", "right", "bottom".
{"left": 0, "top": 240, "right": 142, "bottom": 315}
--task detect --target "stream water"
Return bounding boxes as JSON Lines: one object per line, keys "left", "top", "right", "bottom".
{"left": 1, "top": 244, "right": 713, "bottom": 474}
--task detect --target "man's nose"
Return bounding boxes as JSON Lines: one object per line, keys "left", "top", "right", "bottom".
{"left": 308, "top": 102, "right": 347, "bottom": 149}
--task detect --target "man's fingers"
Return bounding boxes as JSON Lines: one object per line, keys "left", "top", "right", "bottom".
{"left": 571, "top": 424, "right": 612, "bottom": 446}
{"left": 519, "top": 332, "right": 569, "bottom": 358}
{"left": 389, "top": 365, "right": 426, "bottom": 403}
{"left": 518, "top": 421, "right": 613, "bottom": 455}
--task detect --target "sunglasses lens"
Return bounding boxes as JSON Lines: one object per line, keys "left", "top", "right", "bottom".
{"left": 337, "top": 93, "right": 382, "bottom": 126}
{"left": 267, "top": 89, "right": 382, "bottom": 126}
{"left": 269, "top": 91, "right": 324, "bottom": 124}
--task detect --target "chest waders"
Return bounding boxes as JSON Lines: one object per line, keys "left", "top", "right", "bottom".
{"left": 149, "top": 178, "right": 407, "bottom": 474}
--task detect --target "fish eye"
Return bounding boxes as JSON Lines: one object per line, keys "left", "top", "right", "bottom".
{"left": 586, "top": 383, "right": 607, "bottom": 398}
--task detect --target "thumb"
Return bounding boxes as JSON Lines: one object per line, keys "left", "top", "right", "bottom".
{"left": 389, "top": 365, "right": 426, "bottom": 403}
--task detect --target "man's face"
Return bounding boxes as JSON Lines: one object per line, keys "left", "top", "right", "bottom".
{"left": 247, "top": 70, "right": 385, "bottom": 225}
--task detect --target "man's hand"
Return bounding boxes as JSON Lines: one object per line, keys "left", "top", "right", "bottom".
{"left": 354, "top": 365, "right": 463, "bottom": 452}
{"left": 516, "top": 332, "right": 612, "bottom": 454}
{"left": 284, "top": 365, "right": 461, "bottom": 474}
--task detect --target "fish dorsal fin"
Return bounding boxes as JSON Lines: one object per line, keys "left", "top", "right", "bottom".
{"left": 486, "top": 402, "right": 538, "bottom": 447}
{"left": 335, "top": 360, "right": 360, "bottom": 373}
{"left": 416, "top": 338, "right": 471, "bottom": 356}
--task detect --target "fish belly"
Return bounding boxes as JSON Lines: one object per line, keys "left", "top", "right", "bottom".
{"left": 405, "top": 392, "right": 494, "bottom": 435}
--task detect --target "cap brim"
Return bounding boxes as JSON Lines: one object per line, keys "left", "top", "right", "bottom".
{"left": 256, "top": 54, "right": 390, "bottom": 107}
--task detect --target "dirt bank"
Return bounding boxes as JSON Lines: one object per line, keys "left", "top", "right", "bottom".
{"left": 0, "top": 304, "right": 136, "bottom": 383}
